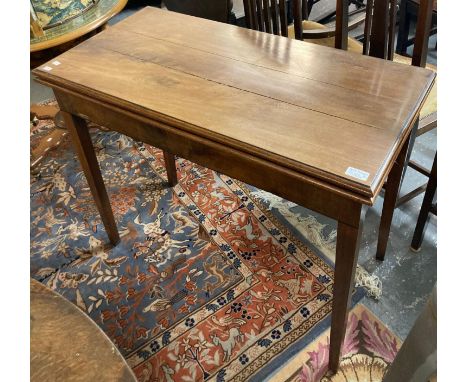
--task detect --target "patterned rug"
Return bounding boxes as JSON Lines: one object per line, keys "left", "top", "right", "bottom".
{"left": 272, "top": 304, "right": 401, "bottom": 382}
{"left": 30, "top": 104, "right": 364, "bottom": 381}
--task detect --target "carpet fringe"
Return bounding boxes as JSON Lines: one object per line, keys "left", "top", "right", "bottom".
{"left": 355, "top": 265, "right": 382, "bottom": 300}
{"left": 250, "top": 190, "right": 337, "bottom": 258}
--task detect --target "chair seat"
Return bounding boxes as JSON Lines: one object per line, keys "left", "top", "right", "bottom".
{"left": 287, "top": 20, "right": 364, "bottom": 52}
{"left": 288, "top": 20, "right": 437, "bottom": 119}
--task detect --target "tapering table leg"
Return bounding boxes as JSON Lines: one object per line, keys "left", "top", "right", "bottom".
{"left": 62, "top": 111, "right": 120, "bottom": 245}
{"left": 376, "top": 135, "right": 410, "bottom": 260}
{"left": 163, "top": 151, "right": 178, "bottom": 187}
{"left": 329, "top": 205, "right": 366, "bottom": 373}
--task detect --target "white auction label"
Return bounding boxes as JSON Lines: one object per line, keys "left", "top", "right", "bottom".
{"left": 52, "top": 60, "right": 61, "bottom": 66}
{"left": 345, "top": 167, "right": 370, "bottom": 181}
{"left": 42, "top": 66, "right": 53, "bottom": 71}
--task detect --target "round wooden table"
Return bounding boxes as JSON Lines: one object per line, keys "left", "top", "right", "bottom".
{"left": 30, "top": 0, "right": 127, "bottom": 68}
{"left": 30, "top": 279, "right": 137, "bottom": 382}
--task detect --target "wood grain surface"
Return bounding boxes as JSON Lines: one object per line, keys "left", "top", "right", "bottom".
{"left": 30, "top": 279, "right": 136, "bottom": 382}
{"left": 32, "top": 7, "right": 435, "bottom": 201}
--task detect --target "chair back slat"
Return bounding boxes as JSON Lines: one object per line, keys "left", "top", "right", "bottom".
{"left": 278, "top": 0, "right": 288, "bottom": 36}
{"left": 292, "top": 0, "right": 304, "bottom": 40}
{"left": 244, "top": 0, "right": 291, "bottom": 37}
{"left": 271, "top": 0, "right": 280, "bottom": 35}
{"left": 412, "top": 0, "right": 433, "bottom": 67}
{"left": 302, "top": 0, "right": 308, "bottom": 19}
{"left": 368, "top": 0, "right": 390, "bottom": 59}
{"left": 335, "top": 0, "right": 349, "bottom": 49}
{"left": 263, "top": 0, "right": 273, "bottom": 33}
{"left": 249, "top": 0, "right": 259, "bottom": 30}
{"left": 362, "top": 0, "right": 374, "bottom": 55}
{"left": 243, "top": 0, "right": 252, "bottom": 28}
{"left": 243, "top": 0, "right": 251, "bottom": 28}
{"left": 387, "top": 0, "right": 398, "bottom": 60}
{"left": 255, "top": 0, "right": 265, "bottom": 31}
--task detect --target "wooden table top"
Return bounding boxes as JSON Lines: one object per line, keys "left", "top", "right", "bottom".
{"left": 30, "top": 279, "right": 137, "bottom": 382}
{"left": 33, "top": 7, "right": 435, "bottom": 203}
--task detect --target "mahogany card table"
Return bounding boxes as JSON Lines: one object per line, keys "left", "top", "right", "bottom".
{"left": 33, "top": 6, "right": 435, "bottom": 372}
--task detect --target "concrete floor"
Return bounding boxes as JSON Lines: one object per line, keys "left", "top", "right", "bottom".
{"left": 30, "top": 3, "right": 437, "bottom": 342}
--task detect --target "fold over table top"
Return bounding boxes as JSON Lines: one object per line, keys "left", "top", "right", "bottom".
{"left": 33, "top": 6, "right": 435, "bottom": 203}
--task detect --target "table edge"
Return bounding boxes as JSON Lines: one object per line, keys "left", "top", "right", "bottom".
{"left": 369, "top": 70, "right": 436, "bottom": 196}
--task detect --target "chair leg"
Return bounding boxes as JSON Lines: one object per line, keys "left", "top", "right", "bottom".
{"left": 392, "top": 119, "right": 420, "bottom": 207}
{"left": 411, "top": 153, "right": 437, "bottom": 251}
{"left": 399, "top": 119, "right": 419, "bottom": 194}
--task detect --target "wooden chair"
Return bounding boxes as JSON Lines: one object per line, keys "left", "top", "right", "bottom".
{"left": 242, "top": 0, "right": 289, "bottom": 36}
{"left": 396, "top": 0, "right": 437, "bottom": 56}
{"left": 242, "top": 0, "right": 366, "bottom": 43}
{"left": 291, "top": 0, "right": 436, "bottom": 260}
{"left": 410, "top": 153, "right": 436, "bottom": 252}
{"left": 287, "top": 0, "right": 436, "bottom": 139}
{"left": 357, "top": 0, "right": 437, "bottom": 260}
{"left": 242, "top": 0, "right": 437, "bottom": 261}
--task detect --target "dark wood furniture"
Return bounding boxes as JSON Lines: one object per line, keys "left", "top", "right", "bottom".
{"left": 243, "top": 0, "right": 436, "bottom": 261}
{"left": 292, "top": 0, "right": 366, "bottom": 47}
{"left": 394, "top": 0, "right": 437, "bottom": 208}
{"left": 242, "top": 0, "right": 289, "bottom": 35}
{"left": 163, "top": 0, "right": 233, "bottom": 23}
{"left": 32, "top": 7, "right": 435, "bottom": 372}
{"left": 411, "top": 153, "right": 437, "bottom": 251}
{"left": 242, "top": 0, "right": 366, "bottom": 44}
{"left": 359, "top": 0, "right": 438, "bottom": 239}
{"left": 30, "top": 279, "right": 137, "bottom": 381}
{"left": 294, "top": 0, "right": 437, "bottom": 259}
{"left": 360, "top": 0, "right": 437, "bottom": 260}
{"left": 396, "top": 0, "right": 437, "bottom": 56}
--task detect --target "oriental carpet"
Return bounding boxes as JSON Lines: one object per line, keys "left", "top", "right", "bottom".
{"left": 30, "top": 103, "right": 364, "bottom": 381}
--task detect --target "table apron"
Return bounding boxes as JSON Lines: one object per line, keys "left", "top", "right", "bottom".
{"left": 54, "top": 88, "right": 364, "bottom": 227}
